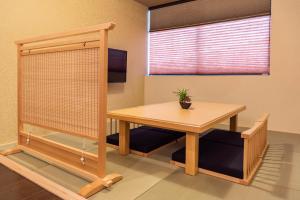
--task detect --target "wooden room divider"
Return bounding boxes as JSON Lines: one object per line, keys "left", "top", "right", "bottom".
{"left": 1, "top": 22, "right": 122, "bottom": 198}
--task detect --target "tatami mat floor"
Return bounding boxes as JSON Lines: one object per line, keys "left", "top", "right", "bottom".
{"left": 0, "top": 130, "right": 300, "bottom": 200}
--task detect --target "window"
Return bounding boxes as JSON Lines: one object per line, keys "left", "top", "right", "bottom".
{"left": 149, "top": 16, "right": 270, "bottom": 75}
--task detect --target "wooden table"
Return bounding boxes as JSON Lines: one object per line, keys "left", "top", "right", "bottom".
{"left": 107, "top": 101, "right": 246, "bottom": 176}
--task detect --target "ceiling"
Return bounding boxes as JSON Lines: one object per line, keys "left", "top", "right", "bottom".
{"left": 135, "top": 0, "right": 179, "bottom": 7}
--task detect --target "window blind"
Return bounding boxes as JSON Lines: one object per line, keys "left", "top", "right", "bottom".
{"left": 150, "top": 0, "right": 271, "bottom": 31}
{"left": 149, "top": 15, "right": 270, "bottom": 75}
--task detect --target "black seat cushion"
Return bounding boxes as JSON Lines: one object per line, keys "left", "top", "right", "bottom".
{"left": 201, "top": 129, "right": 244, "bottom": 147}
{"left": 107, "top": 126, "right": 185, "bottom": 153}
{"left": 172, "top": 139, "right": 244, "bottom": 179}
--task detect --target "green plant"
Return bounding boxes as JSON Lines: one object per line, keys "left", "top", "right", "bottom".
{"left": 174, "top": 88, "right": 191, "bottom": 102}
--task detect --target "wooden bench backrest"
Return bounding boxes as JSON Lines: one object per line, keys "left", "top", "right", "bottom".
{"left": 241, "top": 113, "right": 269, "bottom": 183}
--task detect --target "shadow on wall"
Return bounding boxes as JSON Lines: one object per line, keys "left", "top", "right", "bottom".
{"left": 108, "top": 83, "right": 125, "bottom": 94}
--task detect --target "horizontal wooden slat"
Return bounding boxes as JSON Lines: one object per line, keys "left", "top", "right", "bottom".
{"left": 21, "top": 36, "right": 100, "bottom": 51}
{"left": 20, "top": 131, "right": 98, "bottom": 161}
{"left": 19, "top": 132, "right": 99, "bottom": 181}
{"left": 21, "top": 41, "right": 99, "bottom": 56}
{"left": 21, "top": 121, "right": 98, "bottom": 141}
{"left": 15, "top": 22, "right": 115, "bottom": 44}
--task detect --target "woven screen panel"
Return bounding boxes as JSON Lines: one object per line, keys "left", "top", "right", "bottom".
{"left": 21, "top": 48, "right": 100, "bottom": 139}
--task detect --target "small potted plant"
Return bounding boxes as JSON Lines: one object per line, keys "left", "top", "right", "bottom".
{"left": 174, "top": 88, "right": 192, "bottom": 109}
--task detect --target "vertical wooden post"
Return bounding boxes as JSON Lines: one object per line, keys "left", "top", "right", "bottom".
{"left": 243, "top": 138, "right": 249, "bottom": 181}
{"left": 109, "top": 118, "right": 113, "bottom": 135}
{"left": 17, "top": 44, "right": 23, "bottom": 144}
{"left": 119, "top": 120, "right": 130, "bottom": 155}
{"left": 185, "top": 132, "right": 199, "bottom": 176}
{"left": 230, "top": 115, "right": 238, "bottom": 132}
{"left": 264, "top": 120, "right": 268, "bottom": 149}
{"left": 98, "top": 29, "right": 108, "bottom": 177}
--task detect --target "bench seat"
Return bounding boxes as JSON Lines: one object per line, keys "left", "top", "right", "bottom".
{"left": 201, "top": 129, "right": 244, "bottom": 147}
{"left": 171, "top": 139, "right": 244, "bottom": 179}
{"left": 107, "top": 126, "right": 185, "bottom": 154}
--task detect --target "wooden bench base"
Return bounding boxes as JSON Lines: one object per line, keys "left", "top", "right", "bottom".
{"left": 171, "top": 144, "right": 269, "bottom": 185}
{"left": 170, "top": 160, "right": 244, "bottom": 184}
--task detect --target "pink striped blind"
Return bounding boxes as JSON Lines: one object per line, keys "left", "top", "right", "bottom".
{"left": 149, "top": 16, "right": 270, "bottom": 75}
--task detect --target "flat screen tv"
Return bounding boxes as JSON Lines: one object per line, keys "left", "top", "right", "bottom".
{"left": 108, "top": 48, "right": 127, "bottom": 83}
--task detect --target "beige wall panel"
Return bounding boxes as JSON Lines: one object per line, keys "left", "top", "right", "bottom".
{"left": 145, "top": 0, "right": 300, "bottom": 134}
{"left": 0, "top": 0, "right": 147, "bottom": 144}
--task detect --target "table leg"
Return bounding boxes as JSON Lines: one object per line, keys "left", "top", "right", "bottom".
{"left": 185, "top": 132, "right": 199, "bottom": 176}
{"left": 119, "top": 120, "right": 130, "bottom": 155}
{"left": 230, "top": 115, "right": 238, "bottom": 132}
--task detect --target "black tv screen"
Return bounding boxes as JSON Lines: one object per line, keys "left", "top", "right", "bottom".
{"left": 108, "top": 48, "right": 127, "bottom": 83}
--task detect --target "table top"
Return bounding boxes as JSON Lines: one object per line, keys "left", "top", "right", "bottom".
{"left": 107, "top": 101, "right": 246, "bottom": 133}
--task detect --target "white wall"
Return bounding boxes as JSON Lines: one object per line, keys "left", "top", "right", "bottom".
{"left": 145, "top": 0, "right": 300, "bottom": 134}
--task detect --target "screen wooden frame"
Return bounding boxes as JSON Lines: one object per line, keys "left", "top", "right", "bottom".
{"left": 1, "top": 23, "right": 122, "bottom": 198}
